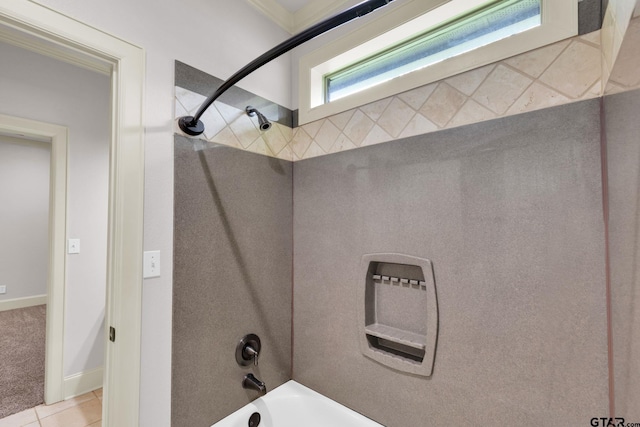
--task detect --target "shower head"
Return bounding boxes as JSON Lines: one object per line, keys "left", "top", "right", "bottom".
{"left": 246, "top": 106, "right": 272, "bottom": 131}
{"left": 178, "top": 0, "right": 395, "bottom": 136}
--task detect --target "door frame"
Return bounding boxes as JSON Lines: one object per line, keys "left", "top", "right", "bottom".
{"left": 0, "top": 115, "right": 68, "bottom": 405}
{"left": 0, "top": 2, "right": 145, "bottom": 426}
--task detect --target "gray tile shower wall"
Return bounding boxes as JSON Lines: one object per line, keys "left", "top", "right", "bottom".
{"left": 172, "top": 136, "right": 293, "bottom": 426}
{"left": 292, "top": 99, "right": 609, "bottom": 426}
{"left": 579, "top": 0, "right": 604, "bottom": 34}
{"left": 604, "top": 88, "right": 640, "bottom": 421}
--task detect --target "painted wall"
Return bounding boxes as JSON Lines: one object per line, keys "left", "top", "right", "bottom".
{"left": 0, "top": 41, "right": 110, "bottom": 377}
{"left": 292, "top": 99, "right": 609, "bottom": 425}
{"left": 0, "top": 138, "right": 50, "bottom": 301}
{"left": 25, "top": 1, "right": 291, "bottom": 424}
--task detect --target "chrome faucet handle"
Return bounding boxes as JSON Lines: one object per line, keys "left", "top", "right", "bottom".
{"left": 236, "top": 334, "right": 261, "bottom": 367}
{"left": 245, "top": 345, "right": 259, "bottom": 366}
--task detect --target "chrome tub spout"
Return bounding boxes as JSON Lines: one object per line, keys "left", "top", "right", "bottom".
{"left": 243, "top": 373, "right": 266, "bottom": 394}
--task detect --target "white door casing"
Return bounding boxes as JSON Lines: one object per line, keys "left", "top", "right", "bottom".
{"left": 0, "top": 2, "right": 145, "bottom": 426}
{"left": 0, "top": 115, "right": 67, "bottom": 405}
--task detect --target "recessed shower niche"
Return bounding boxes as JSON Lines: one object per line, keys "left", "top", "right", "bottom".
{"left": 358, "top": 254, "right": 438, "bottom": 377}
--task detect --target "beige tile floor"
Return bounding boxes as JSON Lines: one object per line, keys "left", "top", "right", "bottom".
{"left": 0, "top": 389, "right": 102, "bottom": 427}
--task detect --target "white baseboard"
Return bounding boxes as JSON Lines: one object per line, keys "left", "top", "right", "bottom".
{"left": 0, "top": 294, "right": 47, "bottom": 312}
{"left": 63, "top": 366, "right": 103, "bottom": 399}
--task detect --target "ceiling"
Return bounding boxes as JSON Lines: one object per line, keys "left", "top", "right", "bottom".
{"left": 247, "top": 0, "right": 356, "bottom": 34}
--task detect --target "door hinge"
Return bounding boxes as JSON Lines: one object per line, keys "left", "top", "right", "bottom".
{"left": 109, "top": 326, "right": 116, "bottom": 342}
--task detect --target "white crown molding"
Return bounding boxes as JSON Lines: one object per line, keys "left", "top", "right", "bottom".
{"left": 293, "top": 0, "right": 354, "bottom": 32}
{"left": 248, "top": 0, "right": 353, "bottom": 34}
{"left": 247, "top": 0, "right": 295, "bottom": 33}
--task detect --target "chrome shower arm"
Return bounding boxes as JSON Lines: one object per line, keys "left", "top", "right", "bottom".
{"left": 178, "top": 0, "right": 395, "bottom": 136}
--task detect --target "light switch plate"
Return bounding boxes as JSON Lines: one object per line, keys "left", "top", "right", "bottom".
{"left": 143, "top": 250, "right": 161, "bottom": 279}
{"left": 68, "top": 239, "right": 80, "bottom": 254}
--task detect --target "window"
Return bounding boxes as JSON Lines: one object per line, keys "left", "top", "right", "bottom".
{"left": 325, "top": 0, "right": 541, "bottom": 102}
{"left": 298, "top": 0, "right": 577, "bottom": 124}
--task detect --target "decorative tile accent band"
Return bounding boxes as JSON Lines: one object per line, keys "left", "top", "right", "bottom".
{"left": 175, "top": 19, "right": 639, "bottom": 162}
{"left": 605, "top": 17, "right": 640, "bottom": 95}
{"left": 175, "top": 87, "right": 294, "bottom": 160}
{"left": 601, "top": 0, "right": 638, "bottom": 89}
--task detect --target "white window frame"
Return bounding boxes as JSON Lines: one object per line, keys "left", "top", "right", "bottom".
{"left": 298, "top": 0, "right": 577, "bottom": 125}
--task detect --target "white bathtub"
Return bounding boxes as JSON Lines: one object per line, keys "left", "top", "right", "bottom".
{"left": 212, "top": 381, "right": 384, "bottom": 427}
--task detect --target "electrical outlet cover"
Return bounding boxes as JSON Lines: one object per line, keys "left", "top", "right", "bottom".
{"left": 68, "top": 238, "right": 80, "bottom": 254}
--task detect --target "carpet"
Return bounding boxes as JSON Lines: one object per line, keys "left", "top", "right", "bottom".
{"left": 0, "top": 305, "right": 46, "bottom": 419}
